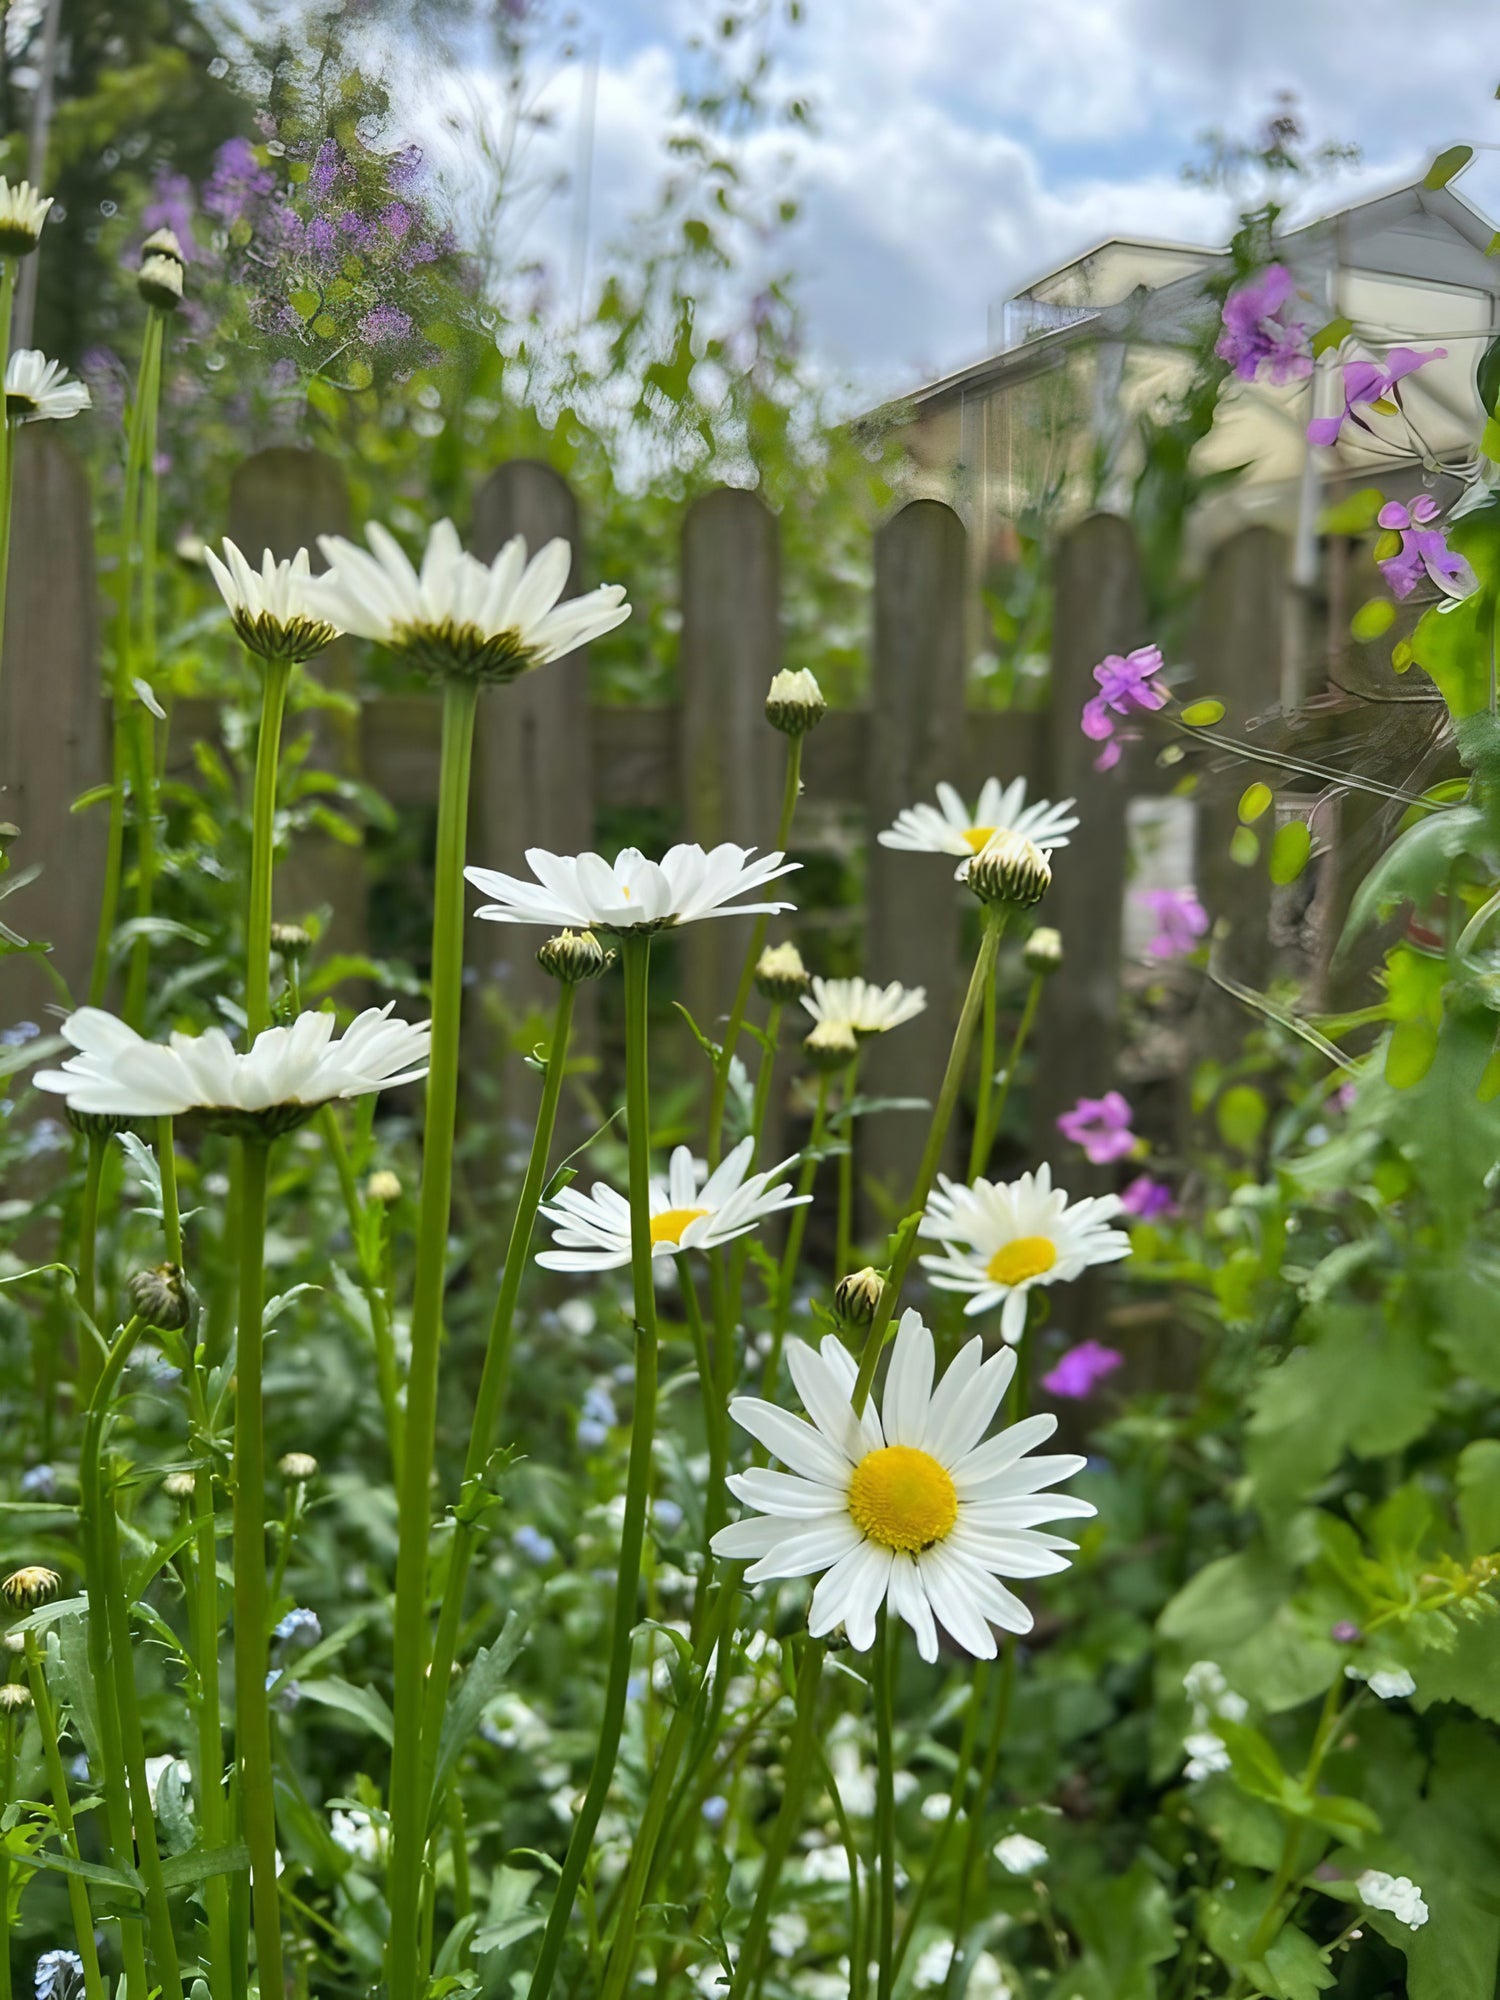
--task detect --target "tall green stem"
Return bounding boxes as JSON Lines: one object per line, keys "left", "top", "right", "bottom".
{"left": 851, "top": 912, "right": 1003, "bottom": 1415}
{"left": 76, "top": 1132, "right": 106, "bottom": 1405}
{"left": 679, "top": 1255, "right": 729, "bottom": 1637}
{"left": 873, "top": 1615, "right": 897, "bottom": 2000}
{"left": 835, "top": 1054, "right": 859, "bottom": 1278}
{"left": 705, "top": 738, "right": 804, "bottom": 1166}
{"left": 191, "top": 1438, "right": 233, "bottom": 2000}
{"left": 386, "top": 678, "right": 479, "bottom": 2000}
{"left": 24, "top": 1632, "right": 107, "bottom": 2000}
{"left": 0, "top": 1709, "right": 13, "bottom": 2000}
{"left": 232, "top": 1137, "right": 282, "bottom": 2000}
{"left": 727, "top": 1638, "right": 825, "bottom": 2000}
{"left": 420, "top": 980, "right": 576, "bottom": 1791}
{"left": 891, "top": 1670, "right": 985, "bottom": 1980}
{"left": 0, "top": 257, "right": 14, "bottom": 700}
{"left": 967, "top": 948, "right": 999, "bottom": 1182}
{"left": 244, "top": 655, "right": 293, "bottom": 1039}
{"left": 320, "top": 1107, "right": 402, "bottom": 1481}
{"left": 760, "top": 1071, "right": 830, "bottom": 1401}
{"left": 123, "top": 317, "right": 166, "bottom": 1027}
{"left": 0, "top": 416, "right": 16, "bottom": 706}
{"left": 944, "top": 1649, "right": 1016, "bottom": 2000}
{"left": 77, "top": 1314, "right": 162, "bottom": 2000}
{"left": 981, "top": 973, "right": 1042, "bottom": 1177}
{"left": 527, "top": 932, "right": 660, "bottom": 2000}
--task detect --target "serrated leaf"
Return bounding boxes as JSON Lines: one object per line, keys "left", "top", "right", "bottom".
{"left": 295, "top": 1678, "right": 394, "bottom": 1744}
{"left": 429, "top": 1615, "right": 526, "bottom": 1811}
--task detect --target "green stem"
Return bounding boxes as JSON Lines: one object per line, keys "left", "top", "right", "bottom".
{"left": 527, "top": 932, "right": 660, "bottom": 2000}
{"left": 760, "top": 1071, "right": 830, "bottom": 1401}
{"left": 852, "top": 911, "right": 1004, "bottom": 1415}
{"left": 0, "top": 416, "right": 16, "bottom": 706}
{"left": 123, "top": 317, "right": 166, "bottom": 1029}
{"left": 679, "top": 1255, "right": 728, "bottom": 1633}
{"left": 76, "top": 1132, "right": 106, "bottom": 1406}
{"left": 982, "top": 973, "right": 1041, "bottom": 1173}
{"left": 0, "top": 258, "right": 14, "bottom": 698}
{"left": 244, "top": 655, "right": 293, "bottom": 1039}
{"left": 729, "top": 1638, "right": 826, "bottom": 2000}
{"left": 891, "top": 1670, "right": 986, "bottom": 1979}
{"left": 967, "top": 946, "right": 999, "bottom": 1182}
{"left": 77, "top": 1314, "right": 165, "bottom": 2000}
{"left": 0, "top": 1711, "right": 13, "bottom": 2000}
{"left": 873, "top": 1614, "right": 897, "bottom": 2000}
{"left": 191, "top": 1444, "right": 234, "bottom": 2000}
{"left": 705, "top": 737, "right": 804, "bottom": 1166}
{"left": 158, "top": 1115, "right": 181, "bottom": 1264}
{"left": 232, "top": 1137, "right": 283, "bottom": 2000}
{"left": 835, "top": 1055, "right": 860, "bottom": 1279}
{"left": 943, "top": 1651, "right": 1015, "bottom": 1999}
{"left": 1243, "top": 1676, "right": 1350, "bottom": 1963}
{"left": 386, "top": 679, "right": 479, "bottom": 2000}
{"left": 747, "top": 1000, "right": 784, "bottom": 1161}
{"left": 320, "top": 1107, "right": 402, "bottom": 1483}
{"left": 24, "top": 1633, "right": 107, "bottom": 2000}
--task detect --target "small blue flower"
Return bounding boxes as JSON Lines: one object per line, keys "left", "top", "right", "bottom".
{"left": 577, "top": 1420, "right": 609, "bottom": 1450}
{"left": 582, "top": 1385, "right": 617, "bottom": 1428}
{"left": 701, "top": 1795, "right": 729, "bottom": 1828}
{"left": 512, "top": 1525, "right": 557, "bottom": 1565}
{"left": 272, "top": 1607, "right": 321, "bottom": 1655}
{"left": 34, "top": 1949, "right": 85, "bottom": 2000}
{"left": 0, "top": 1020, "right": 40, "bottom": 1048}
{"left": 24, "top": 1119, "right": 66, "bottom": 1159}
{"left": 265, "top": 1672, "right": 302, "bottom": 1713}
{"left": 626, "top": 1673, "right": 646, "bottom": 1703}
{"left": 653, "top": 1498, "right": 684, "bottom": 1534}
{"left": 20, "top": 1464, "right": 56, "bottom": 1499}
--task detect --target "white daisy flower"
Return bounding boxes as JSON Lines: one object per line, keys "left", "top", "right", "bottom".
{"left": 204, "top": 539, "right": 342, "bottom": 662}
{"left": 918, "top": 1165, "right": 1131, "bottom": 1343}
{"left": 466, "top": 842, "right": 798, "bottom": 934}
{"left": 800, "top": 976, "right": 926, "bottom": 1037}
{"left": 535, "top": 1135, "right": 808, "bottom": 1273}
{"left": 993, "top": 1832, "right": 1048, "bottom": 1875}
{"left": 33, "top": 1004, "right": 430, "bottom": 1135}
{"left": 1357, "top": 1870, "right": 1429, "bottom": 1930}
{"left": 710, "top": 1308, "right": 1094, "bottom": 1662}
{"left": 878, "top": 777, "right": 1080, "bottom": 865}
{"left": 0, "top": 176, "right": 51, "bottom": 256}
{"left": 312, "top": 520, "right": 629, "bottom": 683}
{"left": 5, "top": 350, "right": 90, "bottom": 424}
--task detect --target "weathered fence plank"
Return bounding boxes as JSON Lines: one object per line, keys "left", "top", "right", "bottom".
{"left": 0, "top": 431, "right": 105, "bottom": 1028}
{"left": 678, "top": 488, "right": 781, "bottom": 1038}
{"left": 467, "top": 461, "right": 597, "bottom": 1110}
{"left": 1191, "top": 527, "right": 1286, "bottom": 1060}
{"left": 863, "top": 499, "right": 969, "bottom": 1220}
{"left": 227, "top": 447, "right": 363, "bottom": 972}
{"left": 1030, "top": 513, "right": 1147, "bottom": 1185}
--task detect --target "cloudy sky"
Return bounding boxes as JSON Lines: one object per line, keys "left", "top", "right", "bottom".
{"left": 424, "top": 0, "right": 1500, "bottom": 400}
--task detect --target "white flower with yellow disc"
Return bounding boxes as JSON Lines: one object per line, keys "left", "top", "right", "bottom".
{"left": 800, "top": 975, "right": 926, "bottom": 1037}
{"left": 878, "top": 778, "right": 1079, "bottom": 863}
{"left": 918, "top": 1165, "right": 1129, "bottom": 1343}
{"left": 711, "top": 1308, "right": 1092, "bottom": 1661}
{"left": 467, "top": 843, "right": 797, "bottom": 933}
{"left": 535, "top": 1135, "right": 808, "bottom": 1274}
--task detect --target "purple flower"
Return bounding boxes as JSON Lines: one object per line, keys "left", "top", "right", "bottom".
{"left": 143, "top": 170, "right": 197, "bottom": 258}
{"left": 306, "top": 215, "right": 338, "bottom": 265}
{"left": 1331, "top": 1621, "right": 1363, "bottom": 1645}
{"left": 1120, "top": 1174, "right": 1175, "bottom": 1221}
{"left": 1135, "top": 886, "right": 1209, "bottom": 960}
{"left": 308, "top": 140, "right": 343, "bottom": 204}
{"left": 380, "top": 202, "right": 413, "bottom": 240}
{"left": 203, "top": 136, "right": 275, "bottom": 224}
{"left": 1308, "top": 347, "right": 1444, "bottom": 449}
{"left": 1041, "top": 1339, "right": 1123, "bottom": 1400}
{"left": 1081, "top": 644, "right": 1168, "bottom": 771}
{"left": 1057, "top": 1090, "right": 1138, "bottom": 1165}
{"left": 386, "top": 144, "right": 424, "bottom": 191}
{"left": 1375, "top": 495, "right": 1476, "bottom": 603}
{"left": 359, "top": 304, "right": 413, "bottom": 347}
{"left": 1215, "top": 265, "right": 1313, "bottom": 385}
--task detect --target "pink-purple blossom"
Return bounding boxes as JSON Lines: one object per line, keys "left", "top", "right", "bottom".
{"left": 1057, "top": 1091, "right": 1138, "bottom": 1165}
{"left": 1215, "top": 265, "right": 1313, "bottom": 385}
{"left": 1307, "top": 348, "right": 1444, "bottom": 449}
{"left": 1375, "top": 495, "right": 1475, "bottom": 602}
{"left": 1120, "top": 1174, "right": 1176, "bottom": 1221}
{"left": 1041, "top": 1340, "right": 1124, "bottom": 1400}
{"left": 203, "top": 137, "right": 275, "bottom": 224}
{"left": 1135, "top": 886, "right": 1209, "bottom": 960}
{"left": 1080, "top": 644, "right": 1169, "bottom": 771}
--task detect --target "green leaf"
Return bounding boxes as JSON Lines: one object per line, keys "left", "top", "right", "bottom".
{"left": 1310, "top": 316, "right": 1353, "bottom": 359}
{"left": 1341, "top": 804, "right": 1482, "bottom": 944}
{"left": 295, "top": 1678, "right": 394, "bottom": 1744}
{"left": 1230, "top": 826, "right": 1260, "bottom": 867}
{"left": 1270, "top": 820, "right": 1312, "bottom": 885}
{"left": 429, "top": 1615, "right": 526, "bottom": 1812}
{"left": 1457, "top": 1440, "right": 1500, "bottom": 1558}
{"left": 1181, "top": 698, "right": 1225, "bottom": 727}
{"left": 1262, "top": 1923, "right": 1337, "bottom": 2000}
{"left": 1216, "top": 1084, "right": 1266, "bottom": 1153}
{"left": 1239, "top": 782, "right": 1273, "bottom": 824}
{"left": 1318, "top": 486, "right": 1385, "bottom": 534}
{"left": 1481, "top": 336, "right": 1500, "bottom": 422}
{"left": 1351, "top": 597, "right": 1396, "bottom": 642}
{"left": 1161, "top": 1549, "right": 1291, "bottom": 1655}
{"left": 1217, "top": 1718, "right": 1287, "bottom": 1805}
{"left": 157, "top": 1842, "right": 249, "bottom": 1891}
{"left": 1424, "top": 144, "right": 1474, "bottom": 189}
{"left": 1386, "top": 1018, "right": 1439, "bottom": 1090}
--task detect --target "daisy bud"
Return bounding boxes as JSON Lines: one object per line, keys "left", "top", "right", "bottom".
{"left": 1023, "top": 926, "right": 1064, "bottom": 976}
{"left": 127, "top": 1262, "right": 195, "bottom": 1333}
{"left": 755, "top": 940, "right": 810, "bottom": 1003}
{"left": 537, "top": 928, "right": 614, "bottom": 984}
{"left": 0, "top": 177, "right": 52, "bottom": 257}
{"left": 162, "top": 1471, "right": 199, "bottom": 1501}
{"left": 271, "top": 922, "right": 312, "bottom": 962}
{"left": 0, "top": 821, "right": 17, "bottom": 851}
{"left": 0, "top": 1683, "right": 32, "bottom": 1714}
{"left": 968, "top": 831, "right": 1052, "bottom": 909}
{"left": 65, "top": 1106, "right": 135, "bottom": 1140}
{"left": 2, "top": 1632, "right": 23, "bottom": 1654}
{"left": 765, "top": 667, "right": 826, "bottom": 737}
{"left": 804, "top": 1018, "right": 859, "bottom": 1072}
{"left": 834, "top": 1266, "right": 885, "bottom": 1328}
{"left": 141, "top": 226, "right": 186, "bottom": 269}
{"left": 139, "top": 248, "right": 185, "bottom": 312}
{"left": 278, "top": 1452, "right": 319, "bottom": 1484}
{"left": 1, "top": 1566, "right": 60, "bottom": 1611}
{"left": 365, "top": 1169, "right": 402, "bottom": 1206}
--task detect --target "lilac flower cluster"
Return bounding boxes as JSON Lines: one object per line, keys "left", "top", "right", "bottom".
{"left": 1135, "top": 886, "right": 1209, "bottom": 960}
{"left": 1080, "top": 644, "right": 1169, "bottom": 771}
{"left": 1308, "top": 346, "right": 1443, "bottom": 449}
{"left": 1215, "top": 265, "right": 1313, "bottom": 385}
{"left": 1375, "top": 495, "right": 1475, "bottom": 602}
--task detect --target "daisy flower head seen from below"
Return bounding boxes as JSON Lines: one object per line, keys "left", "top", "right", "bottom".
{"left": 205, "top": 540, "right": 342, "bottom": 662}
{"left": 801, "top": 975, "right": 926, "bottom": 1038}
{"left": 878, "top": 777, "right": 1079, "bottom": 866}
{"left": 466, "top": 842, "right": 798, "bottom": 934}
{"left": 534, "top": 1135, "right": 809, "bottom": 1273}
{"left": 312, "top": 519, "right": 629, "bottom": 684}
{"left": 33, "top": 1004, "right": 430, "bottom": 1137}
{"left": 5, "top": 350, "right": 90, "bottom": 424}
{"left": 919, "top": 1165, "right": 1130, "bottom": 1343}
{"left": 711, "top": 1308, "right": 1094, "bottom": 1661}
{"left": 0, "top": 176, "right": 52, "bottom": 256}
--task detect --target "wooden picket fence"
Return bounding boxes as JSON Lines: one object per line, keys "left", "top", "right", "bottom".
{"left": 0, "top": 432, "right": 1307, "bottom": 1203}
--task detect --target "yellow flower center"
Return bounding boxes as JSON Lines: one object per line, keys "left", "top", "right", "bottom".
{"left": 847, "top": 1445, "right": 958, "bottom": 1553}
{"left": 962, "top": 823, "right": 996, "bottom": 853}
{"left": 985, "top": 1235, "right": 1058, "bottom": 1286}
{"left": 650, "top": 1205, "right": 710, "bottom": 1247}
